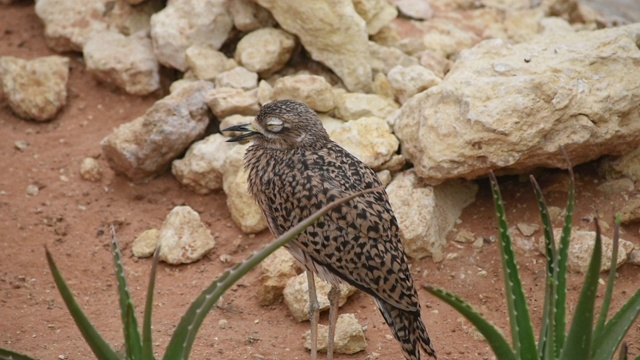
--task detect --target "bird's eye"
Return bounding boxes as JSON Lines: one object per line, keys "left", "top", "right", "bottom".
{"left": 265, "top": 117, "right": 284, "bottom": 132}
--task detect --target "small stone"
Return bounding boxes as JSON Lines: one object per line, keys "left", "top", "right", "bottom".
{"left": 206, "top": 87, "right": 260, "bottom": 118}
{"left": 333, "top": 91, "right": 397, "bottom": 121}
{"left": 376, "top": 170, "right": 392, "bottom": 187}
{"left": 80, "top": 157, "right": 102, "bottom": 182}
{"left": 234, "top": 27, "right": 296, "bottom": 78}
{"left": 229, "top": 0, "right": 275, "bottom": 32}
{"left": 597, "top": 178, "right": 635, "bottom": 194}
{"left": 14, "top": 140, "right": 30, "bottom": 151}
{"left": 387, "top": 64, "right": 441, "bottom": 104}
{"left": 214, "top": 66, "right": 258, "bottom": 91}
{"left": 303, "top": 313, "right": 367, "bottom": 354}
{"left": 159, "top": 206, "right": 216, "bottom": 264}
{"left": 516, "top": 223, "right": 539, "bottom": 237}
{"left": 283, "top": 272, "right": 357, "bottom": 322}
{"left": 185, "top": 45, "right": 237, "bottom": 81}
{"left": 132, "top": 229, "right": 160, "bottom": 258}
{"left": 26, "top": 184, "right": 39, "bottom": 197}
{"left": 472, "top": 237, "right": 484, "bottom": 249}
{"left": 218, "top": 319, "right": 229, "bottom": 329}
{"left": 0, "top": 56, "right": 69, "bottom": 121}
{"left": 454, "top": 229, "right": 476, "bottom": 243}
{"left": 257, "top": 248, "right": 302, "bottom": 306}
{"left": 272, "top": 75, "right": 335, "bottom": 112}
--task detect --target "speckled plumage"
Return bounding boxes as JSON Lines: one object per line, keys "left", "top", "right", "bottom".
{"left": 232, "top": 100, "right": 436, "bottom": 360}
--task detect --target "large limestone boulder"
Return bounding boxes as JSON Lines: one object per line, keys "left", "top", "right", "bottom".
{"left": 395, "top": 24, "right": 640, "bottom": 185}
{"left": 255, "top": 0, "right": 372, "bottom": 92}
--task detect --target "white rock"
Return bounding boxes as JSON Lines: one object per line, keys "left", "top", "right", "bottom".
{"left": 387, "top": 65, "right": 441, "bottom": 104}
{"left": 596, "top": 178, "right": 635, "bottom": 194}
{"left": 229, "top": 0, "right": 276, "bottom": 32}
{"left": 214, "top": 66, "right": 258, "bottom": 91}
{"left": 319, "top": 114, "right": 345, "bottom": 133}
{"left": 538, "top": 229, "right": 636, "bottom": 273}
{"left": 26, "top": 184, "right": 39, "bottom": 197}
{"left": 0, "top": 56, "right": 69, "bottom": 122}
{"left": 272, "top": 75, "right": 335, "bottom": 112}
{"left": 605, "top": 147, "right": 640, "bottom": 181}
{"left": 257, "top": 248, "right": 302, "bottom": 306}
{"left": 172, "top": 134, "right": 235, "bottom": 194}
{"left": 83, "top": 31, "right": 159, "bottom": 96}
{"left": 150, "top": 0, "right": 233, "bottom": 71}
{"left": 420, "top": 18, "right": 482, "bottom": 58}
{"left": 390, "top": 0, "right": 434, "bottom": 19}
{"left": 353, "top": 0, "right": 398, "bottom": 35}
{"left": 206, "top": 87, "right": 260, "bottom": 118}
{"left": 387, "top": 171, "right": 478, "bottom": 260}
{"left": 222, "top": 144, "right": 268, "bottom": 234}
{"left": 368, "top": 41, "right": 419, "bottom": 75}
{"left": 257, "top": 80, "right": 274, "bottom": 105}
{"left": 159, "top": 206, "right": 216, "bottom": 264}
{"left": 132, "top": 229, "right": 160, "bottom": 258}
{"left": 255, "top": 0, "right": 372, "bottom": 92}
{"left": 35, "top": 0, "right": 109, "bottom": 52}
{"left": 327, "top": 117, "right": 399, "bottom": 170}
{"left": 395, "top": 24, "right": 640, "bottom": 185}
{"left": 303, "top": 313, "right": 367, "bottom": 354}
{"left": 234, "top": 27, "right": 296, "bottom": 78}
{"left": 283, "top": 272, "right": 357, "bottom": 322}
{"left": 185, "top": 45, "right": 237, "bottom": 81}
{"left": 101, "top": 81, "right": 213, "bottom": 182}
{"left": 334, "top": 92, "right": 398, "bottom": 121}
{"left": 80, "top": 157, "right": 102, "bottom": 182}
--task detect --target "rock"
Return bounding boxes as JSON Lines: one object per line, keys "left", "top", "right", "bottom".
{"left": 206, "top": 87, "right": 260, "bottom": 118}
{"left": 83, "top": 31, "right": 159, "bottom": 96}
{"left": 257, "top": 248, "right": 302, "bottom": 306}
{"left": 172, "top": 134, "right": 235, "bottom": 194}
{"left": 516, "top": 222, "right": 539, "bottom": 237}
{"left": 377, "top": 169, "right": 392, "bottom": 187}
{"left": 379, "top": 153, "right": 406, "bottom": 173}
{"left": 367, "top": 41, "right": 419, "bottom": 75}
{"left": 387, "top": 170, "right": 478, "bottom": 260}
{"left": 372, "top": 72, "right": 395, "bottom": 100}
{"left": 605, "top": 147, "right": 640, "bottom": 181}
{"left": 159, "top": 206, "right": 216, "bottom": 264}
{"left": 272, "top": 75, "right": 335, "bottom": 112}
{"left": 80, "top": 157, "right": 102, "bottom": 182}
{"left": 333, "top": 92, "right": 398, "bottom": 121}
{"left": 596, "top": 178, "right": 634, "bottom": 194}
{"left": 101, "top": 81, "right": 213, "bottom": 182}
{"left": 214, "top": 66, "right": 259, "bottom": 91}
{"left": 387, "top": 64, "right": 441, "bottom": 104}
{"left": 229, "top": 0, "right": 276, "bottom": 32}
{"left": 150, "top": 0, "right": 233, "bottom": 71}
{"left": 395, "top": 24, "right": 640, "bottom": 185}
{"left": 417, "top": 50, "right": 452, "bottom": 79}
{"left": 14, "top": 140, "right": 30, "bottom": 152}
{"left": 538, "top": 229, "right": 636, "bottom": 273}
{"left": 618, "top": 198, "right": 640, "bottom": 225}
{"left": 303, "top": 313, "right": 367, "bottom": 354}
{"left": 504, "top": 8, "right": 546, "bottom": 43}
{"left": 0, "top": 56, "right": 69, "bottom": 122}
{"left": 132, "top": 229, "right": 160, "bottom": 258}
{"left": 185, "top": 45, "right": 237, "bottom": 82}
{"left": 257, "top": 80, "right": 274, "bottom": 105}
{"left": 353, "top": 0, "right": 398, "bottom": 35}
{"left": 222, "top": 144, "right": 268, "bottom": 234}
{"left": 629, "top": 248, "right": 640, "bottom": 266}
{"left": 319, "top": 114, "right": 345, "bottom": 133}
{"left": 255, "top": 0, "right": 372, "bottom": 92}
{"left": 234, "top": 28, "right": 296, "bottom": 78}
{"left": 26, "top": 184, "right": 39, "bottom": 197}
{"left": 35, "top": 0, "right": 109, "bottom": 52}
{"left": 327, "top": 117, "right": 399, "bottom": 170}
{"left": 283, "top": 272, "right": 357, "bottom": 322}
{"left": 420, "top": 18, "right": 482, "bottom": 58}
{"left": 391, "top": 0, "right": 434, "bottom": 19}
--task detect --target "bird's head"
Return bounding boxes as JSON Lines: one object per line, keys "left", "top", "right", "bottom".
{"left": 223, "top": 99, "right": 330, "bottom": 149}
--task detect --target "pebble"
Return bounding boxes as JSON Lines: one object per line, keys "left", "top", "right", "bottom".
{"left": 14, "top": 140, "right": 30, "bottom": 151}
{"left": 26, "top": 184, "right": 39, "bottom": 196}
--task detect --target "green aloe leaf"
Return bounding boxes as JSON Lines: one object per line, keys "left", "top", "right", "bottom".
{"left": 591, "top": 286, "right": 640, "bottom": 360}
{"left": 110, "top": 227, "right": 142, "bottom": 359}
{"left": 489, "top": 172, "right": 538, "bottom": 360}
{"left": 530, "top": 175, "right": 558, "bottom": 359}
{"left": 593, "top": 221, "right": 620, "bottom": 342}
{"left": 45, "top": 248, "right": 120, "bottom": 360}
{"left": 0, "top": 348, "right": 38, "bottom": 360}
{"left": 425, "top": 286, "right": 516, "bottom": 360}
{"left": 554, "top": 164, "right": 576, "bottom": 356}
{"left": 163, "top": 187, "right": 380, "bottom": 360}
{"left": 559, "top": 221, "right": 602, "bottom": 360}
{"left": 142, "top": 246, "right": 161, "bottom": 360}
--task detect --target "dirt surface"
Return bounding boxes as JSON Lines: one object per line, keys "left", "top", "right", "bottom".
{"left": 1, "top": 3, "right": 639, "bottom": 360}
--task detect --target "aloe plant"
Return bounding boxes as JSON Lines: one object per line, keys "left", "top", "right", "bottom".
{"left": 0, "top": 188, "right": 378, "bottom": 360}
{"left": 425, "top": 168, "right": 640, "bottom": 360}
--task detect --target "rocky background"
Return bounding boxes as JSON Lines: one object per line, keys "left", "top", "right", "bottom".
{"left": 1, "top": 0, "right": 640, "bottom": 359}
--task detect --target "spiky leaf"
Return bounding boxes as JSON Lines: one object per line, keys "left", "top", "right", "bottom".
{"left": 142, "top": 247, "right": 161, "bottom": 360}
{"left": 0, "top": 348, "right": 38, "bottom": 360}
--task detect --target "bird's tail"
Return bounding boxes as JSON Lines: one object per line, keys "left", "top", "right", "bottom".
{"left": 376, "top": 299, "right": 437, "bottom": 360}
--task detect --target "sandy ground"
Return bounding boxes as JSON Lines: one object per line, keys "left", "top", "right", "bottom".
{"left": 1, "top": 3, "right": 639, "bottom": 360}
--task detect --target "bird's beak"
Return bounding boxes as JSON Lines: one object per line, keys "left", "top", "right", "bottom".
{"left": 223, "top": 123, "right": 260, "bottom": 143}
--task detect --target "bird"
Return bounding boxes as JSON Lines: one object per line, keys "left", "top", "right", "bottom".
{"left": 223, "top": 99, "right": 436, "bottom": 360}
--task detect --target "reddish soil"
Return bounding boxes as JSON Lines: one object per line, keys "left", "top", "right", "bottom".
{"left": 1, "top": 4, "right": 639, "bottom": 360}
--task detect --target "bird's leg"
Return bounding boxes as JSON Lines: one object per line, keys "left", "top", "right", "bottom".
{"left": 307, "top": 271, "right": 319, "bottom": 360}
{"left": 327, "top": 285, "right": 340, "bottom": 360}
